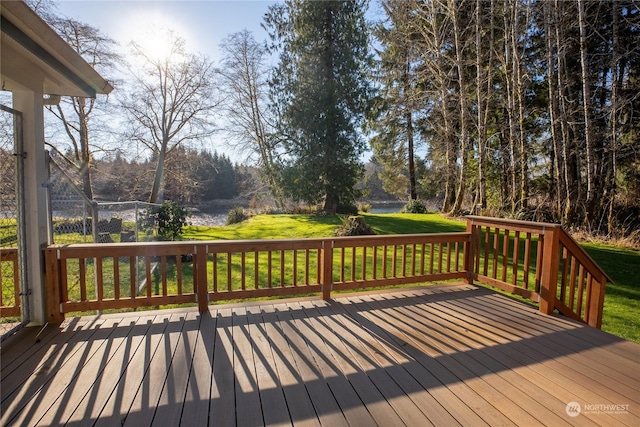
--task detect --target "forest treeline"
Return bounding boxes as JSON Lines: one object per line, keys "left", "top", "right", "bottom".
{"left": 7, "top": 0, "right": 640, "bottom": 239}
{"left": 42, "top": 148, "right": 395, "bottom": 206}
{"left": 370, "top": 0, "right": 640, "bottom": 236}
{"left": 88, "top": 149, "right": 241, "bottom": 205}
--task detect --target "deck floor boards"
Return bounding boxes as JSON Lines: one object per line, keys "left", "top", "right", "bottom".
{"left": 2, "top": 283, "right": 639, "bottom": 426}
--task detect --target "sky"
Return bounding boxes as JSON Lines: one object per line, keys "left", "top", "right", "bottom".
{"left": 55, "top": 0, "right": 276, "bottom": 63}
{"left": 52, "top": 1, "right": 280, "bottom": 161}
{"left": 50, "top": 0, "right": 384, "bottom": 163}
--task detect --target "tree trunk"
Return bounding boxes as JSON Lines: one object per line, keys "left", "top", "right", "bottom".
{"left": 78, "top": 97, "right": 94, "bottom": 200}
{"left": 450, "top": 0, "right": 469, "bottom": 215}
{"left": 406, "top": 109, "right": 417, "bottom": 201}
{"left": 607, "top": 1, "right": 620, "bottom": 233}
{"left": 555, "top": 0, "right": 576, "bottom": 223}
{"left": 476, "top": 0, "right": 486, "bottom": 212}
{"left": 401, "top": 38, "right": 418, "bottom": 201}
{"left": 545, "top": 0, "right": 564, "bottom": 221}
{"left": 578, "top": 0, "right": 595, "bottom": 223}
{"left": 513, "top": 0, "right": 529, "bottom": 211}
{"left": 149, "top": 144, "right": 167, "bottom": 203}
{"left": 503, "top": 0, "right": 518, "bottom": 214}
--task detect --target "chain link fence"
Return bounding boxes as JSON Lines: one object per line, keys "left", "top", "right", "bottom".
{"left": 95, "top": 201, "right": 161, "bottom": 243}
{"left": 46, "top": 156, "right": 164, "bottom": 313}
{"left": 47, "top": 155, "right": 160, "bottom": 244}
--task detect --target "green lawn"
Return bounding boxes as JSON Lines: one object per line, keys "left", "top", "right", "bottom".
{"left": 184, "top": 213, "right": 640, "bottom": 343}
{"left": 581, "top": 243, "right": 640, "bottom": 342}
{"left": 183, "top": 212, "right": 467, "bottom": 240}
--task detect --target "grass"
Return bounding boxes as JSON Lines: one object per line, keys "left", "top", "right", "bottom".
{"left": 580, "top": 243, "right": 640, "bottom": 343}
{"left": 183, "top": 212, "right": 467, "bottom": 240}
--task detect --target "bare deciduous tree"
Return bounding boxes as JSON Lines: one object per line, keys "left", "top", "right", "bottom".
{"left": 121, "top": 31, "right": 219, "bottom": 203}
{"left": 217, "top": 30, "right": 282, "bottom": 206}
{"left": 45, "top": 17, "right": 119, "bottom": 200}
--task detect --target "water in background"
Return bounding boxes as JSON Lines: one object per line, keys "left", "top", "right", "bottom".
{"left": 368, "top": 202, "right": 404, "bottom": 214}
{"left": 189, "top": 202, "right": 406, "bottom": 226}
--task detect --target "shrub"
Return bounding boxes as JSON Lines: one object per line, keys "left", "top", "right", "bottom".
{"left": 401, "top": 199, "right": 428, "bottom": 214}
{"left": 227, "top": 206, "right": 248, "bottom": 225}
{"left": 334, "top": 215, "right": 376, "bottom": 236}
{"left": 141, "top": 201, "right": 191, "bottom": 241}
{"left": 336, "top": 203, "right": 359, "bottom": 215}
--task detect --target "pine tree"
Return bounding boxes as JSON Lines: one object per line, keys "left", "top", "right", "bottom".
{"left": 264, "top": 0, "right": 372, "bottom": 213}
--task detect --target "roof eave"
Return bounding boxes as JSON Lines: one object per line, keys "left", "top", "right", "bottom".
{"left": 1, "top": 1, "right": 113, "bottom": 98}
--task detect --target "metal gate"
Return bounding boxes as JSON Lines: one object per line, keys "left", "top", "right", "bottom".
{"left": 1, "top": 104, "right": 29, "bottom": 341}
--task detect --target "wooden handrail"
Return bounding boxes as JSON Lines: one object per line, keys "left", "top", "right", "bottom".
{"left": 466, "top": 215, "right": 562, "bottom": 234}
{"left": 45, "top": 233, "right": 472, "bottom": 321}
{"left": 555, "top": 228, "right": 609, "bottom": 327}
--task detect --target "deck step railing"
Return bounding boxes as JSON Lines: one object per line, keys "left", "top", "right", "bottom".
{"left": 467, "top": 216, "right": 610, "bottom": 328}
{"left": 44, "top": 217, "right": 610, "bottom": 328}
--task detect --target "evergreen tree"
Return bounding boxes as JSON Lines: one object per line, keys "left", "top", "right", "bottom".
{"left": 264, "top": 0, "right": 372, "bottom": 213}
{"left": 369, "top": 0, "right": 421, "bottom": 201}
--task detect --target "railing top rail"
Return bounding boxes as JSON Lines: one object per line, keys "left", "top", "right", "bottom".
{"left": 558, "top": 229, "right": 613, "bottom": 284}
{"left": 466, "top": 215, "right": 562, "bottom": 233}
{"left": 47, "top": 238, "right": 327, "bottom": 250}
{"left": 47, "top": 232, "right": 472, "bottom": 252}
{"left": 48, "top": 241, "right": 202, "bottom": 250}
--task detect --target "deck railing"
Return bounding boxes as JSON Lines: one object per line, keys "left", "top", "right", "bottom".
{"left": 466, "top": 216, "right": 610, "bottom": 328}
{"left": 44, "top": 233, "right": 472, "bottom": 323}
{"left": 0, "top": 248, "right": 20, "bottom": 317}
{"left": 43, "top": 216, "right": 610, "bottom": 328}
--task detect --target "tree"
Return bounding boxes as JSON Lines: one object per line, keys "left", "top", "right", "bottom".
{"left": 217, "top": 30, "right": 283, "bottom": 206}
{"left": 370, "top": 0, "right": 421, "bottom": 201}
{"left": 45, "top": 17, "right": 119, "bottom": 200}
{"left": 24, "top": 1, "right": 119, "bottom": 200}
{"left": 414, "top": 0, "right": 459, "bottom": 212}
{"left": 121, "top": 30, "right": 218, "bottom": 203}
{"left": 448, "top": 0, "right": 473, "bottom": 215}
{"left": 264, "top": 0, "right": 372, "bottom": 213}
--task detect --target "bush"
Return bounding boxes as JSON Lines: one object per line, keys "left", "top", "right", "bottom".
{"left": 401, "top": 199, "right": 428, "bottom": 214}
{"left": 141, "top": 201, "right": 191, "bottom": 241}
{"left": 227, "top": 207, "right": 248, "bottom": 225}
{"left": 336, "top": 203, "right": 359, "bottom": 215}
{"left": 334, "top": 215, "right": 376, "bottom": 236}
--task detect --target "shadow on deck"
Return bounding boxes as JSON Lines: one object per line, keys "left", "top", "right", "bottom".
{"left": 2, "top": 283, "right": 639, "bottom": 426}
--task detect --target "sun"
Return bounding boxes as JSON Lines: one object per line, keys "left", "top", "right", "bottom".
{"left": 134, "top": 24, "right": 178, "bottom": 62}
{"left": 121, "top": 11, "right": 187, "bottom": 63}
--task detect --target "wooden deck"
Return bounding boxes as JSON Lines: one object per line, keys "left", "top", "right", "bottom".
{"left": 2, "top": 283, "right": 639, "bottom": 426}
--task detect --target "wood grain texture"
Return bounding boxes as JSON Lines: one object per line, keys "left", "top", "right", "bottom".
{"left": 2, "top": 284, "right": 638, "bottom": 426}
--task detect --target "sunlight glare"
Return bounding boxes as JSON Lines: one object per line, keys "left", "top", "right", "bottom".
{"left": 121, "top": 10, "right": 189, "bottom": 63}
{"left": 137, "top": 24, "right": 175, "bottom": 61}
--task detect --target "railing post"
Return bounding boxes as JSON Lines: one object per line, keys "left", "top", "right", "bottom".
{"left": 588, "top": 274, "right": 606, "bottom": 328}
{"left": 464, "top": 220, "right": 475, "bottom": 284}
{"left": 320, "top": 239, "right": 333, "bottom": 300}
{"left": 45, "top": 246, "right": 64, "bottom": 323}
{"left": 539, "top": 227, "right": 560, "bottom": 316}
{"left": 195, "top": 244, "right": 209, "bottom": 312}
